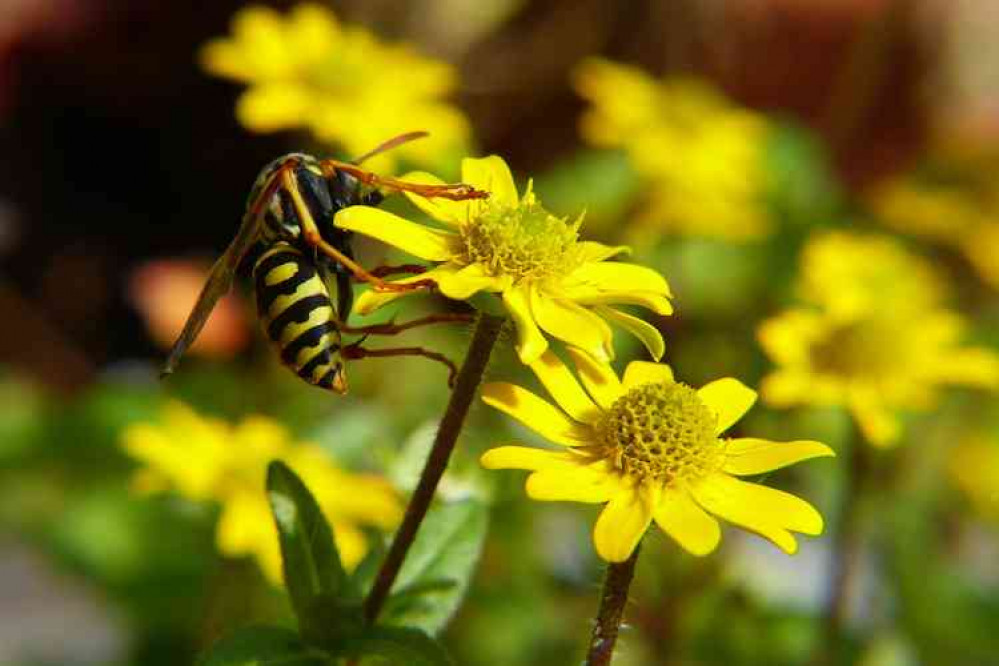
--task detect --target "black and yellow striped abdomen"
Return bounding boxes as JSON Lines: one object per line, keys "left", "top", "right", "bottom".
{"left": 253, "top": 242, "right": 346, "bottom": 392}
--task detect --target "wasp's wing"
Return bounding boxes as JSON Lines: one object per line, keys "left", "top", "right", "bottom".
{"left": 160, "top": 207, "right": 264, "bottom": 377}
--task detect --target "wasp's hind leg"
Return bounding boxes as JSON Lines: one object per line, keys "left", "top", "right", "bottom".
{"left": 342, "top": 342, "right": 459, "bottom": 388}
{"left": 340, "top": 312, "right": 474, "bottom": 336}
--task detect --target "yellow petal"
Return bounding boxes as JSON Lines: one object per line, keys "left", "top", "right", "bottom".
{"left": 622, "top": 361, "right": 674, "bottom": 390}
{"left": 235, "top": 84, "right": 311, "bottom": 132}
{"left": 481, "top": 382, "right": 594, "bottom": 446}
{"left": 461, "top": 155, "right": 518, "bottom": 207}
{"left": 848, "top": 389, "right": 901, "bottom": 448}
{"left": 933, "top": 347, "right": 999, "bottom": 388}
{"left": 526, "top": 467, "right": 620, "bottom": 503}
{"left": 568, "top": 262, "right": 672, "bottom": 297}
{"left": 578, "top": 241, "right": 630, "bottom": 263}
{"left": 199, "top": 40, "right": 254, "bottom": 81}
{"left": 593, "top": 485, "right": 655, "bottom": 562}
{"left": 352, "top": 265, "right": 459, "bottom": 315}
{"left": 287, "top": 3, "right": 340, "bottom": 68}
{"left": 335, "top": 206, "right": 458, "bottom": 261}
{"left": 759, "top": 370, "right": 817, "bottom": 406}
{"left": 503, "top": 284, "right": 548, "bottom": 364}
{"left": 697, "top": 378, "right": 758, "bottom": 435}
{"left": 436, "top": 263, "right": 503, "bottom": 300}
{"left": 480, "top": 445, "right": 578, "bottom": 471}
{"left": 564, "top": 287, "right": 674, "bottom": 316}
{"left": 566, "top": 347, "right": 624, "bottom": 409}
{"left": 691, "top": 473, "right": 824, "bottom": 554}
{"left": 530, "top": 350, "right": 601, "bottom": 424}
{"left": 723, "top": 438, "right": 835, "bottom": 476}
{"left": 400, "top": 170, "right": 473, "bottom": 227}
{"left": 653, "top": 488, "right": 721, "bottom": 556}
{"left": 594, "top": 305, "right": 665, "bottom": 361}
{"left": 531, "top": 288, "right": 613, "bottom": 362}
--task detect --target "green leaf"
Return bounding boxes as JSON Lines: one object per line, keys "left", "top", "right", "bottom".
{"left": 335, "top": 626, "right": 453, "bottom": 666}
{"left": 266, "top": 461, "right": 349, "bottom": 635}
{"left": 366, "top": 500, "right": 488, "bottom": 635}
{"left": 197, "top": 625, "right": 330, "bottom": 666}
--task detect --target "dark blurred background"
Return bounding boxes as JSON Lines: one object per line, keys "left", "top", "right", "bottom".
{"left": 0, "top": 0, "right": 947, "bottom": 393}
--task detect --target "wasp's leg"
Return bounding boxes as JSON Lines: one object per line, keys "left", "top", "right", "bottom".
{"left": 368, "top": 263, "right": 428, "bottom": 278}
{"left": 341, "top": 312, "right": 474, "bottom": 336}
{"left": 342, "top": 342, "right": 458, "bottom": 388}
{"left": 278, "top": 169, "right": 436, "bottom": 294}
{"left": 318, "top": 161, "right": 489, "bottom": 202}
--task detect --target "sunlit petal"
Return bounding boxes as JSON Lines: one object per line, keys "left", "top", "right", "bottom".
{"left": 480, "top": 445, "right": 578, "bottom": 471}
{"left": 622, "top": 361, "right": 674, "bottom": 390}
{"left": 594, "top": 305, "right": 665, "bottom": 361}
{"left": 530, "top": 350, "right": 601, "bottom": 424}
{"left": 566, "top": 347, "right": 624, "bottom": 409}
{"left": 578, "top": 241, "right": 630, "bottom": 263}
{"left": 481, "top": 382, "right": 594, "bottom": 446}
{"left": 723, "top": 438, "right": 835, "bottom": 476}
{"left": 653, "top": 488, "right": 721, "bottom": 556}
{"left": 563, "top": 287, "right": 674, "bottom": 315}
{"left": 691, "top": 473, "right": 824, "bottom": 554}
{"left": 593, "top": 485, "right": 655, "bottom": 562}
{"left": 526, "top": 467, "right": 621, "bottom": 503}
{"left": 567, "top": 261, "right": 672, "bottom": 296}
{"left": 697, "top": 378, "right": 757, "bottom": 435}
{"left": 532, "top": 288, "right": 613, "bottom": 362}
{"left": 400, "top": 170, "right": 473, "bottom": 226}
{"left": 336, "top": 206, "right": 458, "bottom": 261}
{"left": 352, "top": 265, "right": 459, "bottom": 315}
{"left": 503, "top": 284, "right": 548, "bottom": 364}
{"left": 461, "top": 155, "right": 519, "bottom": 207}
{"left": 436, "top": 263, "right": 503, "bottom": 300}
{"left": 236, "top": 85, "right": 312, "bottom": 132}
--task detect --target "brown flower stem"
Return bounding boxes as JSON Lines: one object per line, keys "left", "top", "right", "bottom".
{"left": 362, "top": 312, "right": 505, "bottom": 624}
{"left": 585, "top": 544, "right": 641, "bottom": 666}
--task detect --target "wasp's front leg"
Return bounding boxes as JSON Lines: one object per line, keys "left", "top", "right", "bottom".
{"left": 342, "top": 342, "right": 458, "bottom": 388}
{"left": 318, "top": 160, "right": 489, "bottom": 202}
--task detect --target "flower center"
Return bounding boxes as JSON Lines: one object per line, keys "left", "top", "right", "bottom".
{"left": 457, "top": 194, "right": 582, "bottom": 282}
{"left": 811, "top": 318, "right": 899, "bottom": 380}
{"left": 595, "top": 381, "right": 723, "bottom": 485}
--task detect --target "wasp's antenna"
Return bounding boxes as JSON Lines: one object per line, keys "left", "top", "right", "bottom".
{"left": 353, "top": 131, "right": 429, "bottom": 165}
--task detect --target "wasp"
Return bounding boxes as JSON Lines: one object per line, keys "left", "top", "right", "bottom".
{"left": 162, "top": 132, "right": 487, "bottom": 392}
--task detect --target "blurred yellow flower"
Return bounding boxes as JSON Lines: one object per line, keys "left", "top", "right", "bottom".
{"left": 949, "top": 435, "right": 999, "bottom": 521}
{"left": 871, "top": 160, "right": 999, "bottom": 289}
{"left": 759, "top": 232, "right": 999, "bottom": 447}
{"left": 121, "top": 402, "right": 402, "bottom": 583}
{"left": 201, "top": 3, "right": 470, "bottom": 170}
{"left": 335, "top": 155, "right": 673, "bottom": 364}
{"left": 797, "top": 231, "right": 947, "bottom": 319}
{"left": 574, "top": 58, "right": 772, "bottom": 242}
{"left": 480, "top": 350, "right": 833, "bottom": 561}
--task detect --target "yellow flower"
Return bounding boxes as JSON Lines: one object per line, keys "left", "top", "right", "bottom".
{"left": 573, "top": 58, "right": 772, "bottom": 241}
{"left": 480, "top": 350, "right": 833, "bottom": 561}
{"left": 121, "top": 402, "right": 402, "bottom": 583}
{"left": 797, "top": 231, "right": 947, "bottom": 319}
{"left": 758, "top": 233, "right": 999, "bottom": 447}
{"left": 335, "top": 155, "right": 673, "bottom": 364}
{"left": 200, "top": 3, "right": 470, "bottom": 170}
{"left": 949, "top": 435, "right": 999, "bottom": 521}
{"left": 871, "top": 158, "right": 999, "bottom": 289}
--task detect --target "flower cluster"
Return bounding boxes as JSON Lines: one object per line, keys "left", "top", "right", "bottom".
{"left": 338, "top": 155, "right": 831, "bottom": 562}
{"left": 573, "top": 58, "right": 773, "bottom": 242}
{"left": 121, "top": 402, "right": 402, "bottom": 583}
{"left": 759, "top": 231, "right": 999, "bottom": 447}
{"left": 200, "top": 3, "right": 470, "bottom": 170}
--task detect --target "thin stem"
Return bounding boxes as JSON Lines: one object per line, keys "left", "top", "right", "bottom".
{"left": 815, "top": 436, "right": 874, "bottom": 665}
{"left": 585, "top": 545, "right": 641, "bottom": 666}
{"left": 362, "top": 313, "right": 505, "bottom": 624}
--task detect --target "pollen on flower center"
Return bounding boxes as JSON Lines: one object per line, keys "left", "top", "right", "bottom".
{"left": 458, "top": 196, "right": 582, "bottom": 282}
{"left": 595, "top": 382, "right": 723, "bottom": 484}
